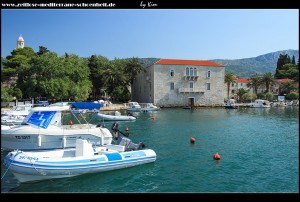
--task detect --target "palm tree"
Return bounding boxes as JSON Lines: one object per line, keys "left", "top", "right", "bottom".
{"left": 224, "top": 72, "right": 235, "bottom": 99}
{"left": 247, "top": 74, "right": 262, "bottom": 96}
{"left": 124, "top": 57, "right": 144, "bottom": 86}
{"left": 261, "top": 72, "right": 275, "bottom": 93}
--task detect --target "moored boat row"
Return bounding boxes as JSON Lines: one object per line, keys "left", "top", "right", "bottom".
{"left": 1, "top": 104, "right": 157, "bottom": 183}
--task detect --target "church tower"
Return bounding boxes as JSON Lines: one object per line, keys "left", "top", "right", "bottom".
{"left": 17, "top": 34, "right": 24, "bottom": 48}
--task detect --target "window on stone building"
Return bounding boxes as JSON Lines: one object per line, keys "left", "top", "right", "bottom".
{"left": 190, "top": 68, "right": 194, "bottom": 76}
{"left": 189, "top": 82, "right": 194, "bottom": 89}
{"left": 207, "top": 71, "right": 211, "bottom": 78}
{"left": 194, "top": 68, "right": 197, "bottom": 76}
{"left": 170, "top": 70, "right": 174, "bottom": 77}
{"left": 170, "top": 82, "right": 174, "bottom": 90}
{"left": 186, "top": 67, "right": 189, "bottom": 76}
{"left": 207, "top": 83, "right": 211, "bottom": 90}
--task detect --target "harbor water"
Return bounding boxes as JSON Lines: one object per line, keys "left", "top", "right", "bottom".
{"left": 1, "top": 107, "right": 299, "bottom": 193}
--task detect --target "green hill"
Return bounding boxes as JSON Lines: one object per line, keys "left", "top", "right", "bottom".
{"left": 212, "top": 49, "right": 299, "bottom": 78}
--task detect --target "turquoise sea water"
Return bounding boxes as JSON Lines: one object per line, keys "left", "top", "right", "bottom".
{"left": 1, "top": 107, "right": 299, "bottom": 193}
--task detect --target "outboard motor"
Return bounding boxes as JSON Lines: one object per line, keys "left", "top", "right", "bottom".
{"left": 116, "top": 136, "right": 146, "bottom": 151}
{"left": 111, "top": 122, "right": 146, "bottom": 151}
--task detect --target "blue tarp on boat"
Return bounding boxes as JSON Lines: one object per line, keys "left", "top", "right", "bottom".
{"left": 69, "top": 102, "right": 101, "bottom": 110}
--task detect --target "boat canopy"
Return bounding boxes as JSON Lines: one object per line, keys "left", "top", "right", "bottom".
{"left": 69, "top": 102, "right": 101, "bottom": 110}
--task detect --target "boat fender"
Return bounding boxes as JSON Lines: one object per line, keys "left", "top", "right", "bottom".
{"left": 69, "top": 120, "right": 73, "bottom": 125}
{"left": 63, "top": 137, "right": 67, "bottom": 148}
{"left": 38, "top": 135, "right": 42, "bottom": 147}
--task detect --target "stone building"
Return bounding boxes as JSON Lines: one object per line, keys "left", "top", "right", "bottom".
{"left": 132, "top": 59, "right": 225, "bottom": 107}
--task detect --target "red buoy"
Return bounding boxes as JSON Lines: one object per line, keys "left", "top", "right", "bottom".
{"left": 213, "top": 152, "right": 221, "bottom": 160}
{"left": 125, "top": 127, "right": 129, "bottom": 132}
{"left": 69, "top": 120, "right": 73, "bottom": 125}
{"left": 151, "top": 116, "right": 156, "bottom": 120}
{"left": 190, "top": 137, "right": 196, "bottom": 143}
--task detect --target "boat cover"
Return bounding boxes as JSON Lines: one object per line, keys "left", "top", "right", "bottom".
{"left": 69, "top": 102, "right": 101, "bottom": 110}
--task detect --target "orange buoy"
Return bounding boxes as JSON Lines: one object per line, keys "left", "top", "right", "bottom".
{"left": 125, "top": 127, "right": 129, "bottom": 132}
{"left": 190, "top": 137, "right": 196, "bottom": 143}
{"left": 213, "top": 152, "right": 221, "bottom": 160}
{"left": 69, "top": 120, "right": 73, "bottom": 125}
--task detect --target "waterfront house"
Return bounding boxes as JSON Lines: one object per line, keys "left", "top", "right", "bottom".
{"left": 224, "top": 77, "right": 250, "bottom": 99}
{"left": 131, "top": 59, "right": 225, "bottom": 107}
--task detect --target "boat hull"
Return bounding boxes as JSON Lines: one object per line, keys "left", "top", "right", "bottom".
{"left": 224, "top": 106, "right": 238, "bottom": 109}
{"left": 4, "top": 149, "right": 156, "bottom": 183}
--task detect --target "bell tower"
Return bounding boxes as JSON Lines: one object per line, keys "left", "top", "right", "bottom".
{"left": 17, "top": 34, "right": 24, "bottom": 48}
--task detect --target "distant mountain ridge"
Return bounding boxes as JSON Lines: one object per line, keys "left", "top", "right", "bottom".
{"left": 212, "top": 49, "right": 299, "bottom": 78}
{"left": 140, "top": 49, "right": 299, "bottom": 78}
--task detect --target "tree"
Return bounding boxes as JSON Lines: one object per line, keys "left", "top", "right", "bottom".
{"left": 224, "top": 72, "right": 235, "bottom": 99}
{"left": 265, "top": 92, "right": 274, "bottom": 101}
{"left": 2, "top": 47, "right": 37, "bottom": 85}
{"left": 236, "top": 88, "right": 247, "bottom": 103}
{"left": 103, "top": 58, "right": 127, "bottom": 98}
{"left": 1, "top": 83, "right": 13, "bottom": 102}
{"left": 276, "top": 64, "right": 298, "bottom": 80}
{"left": 242, "top": 92, "right": 256, "bottom": 102}
{"left": 287, "top": 92, "right": 298, "bottom": 100}
{"left": 275, "top": 54, "right": 291, "bottom": 79}
{"left": 261, "top": 72, "right": 274, "bottom": 93}
{"left": 291, "top": 55, "right": 296, "bottom": 65}
{"left": 124, "top": 57, "right": 144, "bottom": 86}
{"left": 247, "top": 74, "right": 262, "bottom": 95}
{"left": 37, "top": 46, "right": 50, "bottom": 56}
{"left": 16, "top": 52, "right": 92, "bottom": 101}
{"left": 280, "top": 81, "right": 295, "bottom": 96}
{"left": 9, "top": 87, "right": 23, "bottom": 100}
{"left": 88, "top": 55, "right": 110, "bottom": 100}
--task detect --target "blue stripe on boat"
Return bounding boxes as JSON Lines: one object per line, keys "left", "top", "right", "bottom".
{"left": 8, "top": 156, "right": 156, "bottom": 169}
{"left": 105, "top": 153, "right": 122, "bottom": 161}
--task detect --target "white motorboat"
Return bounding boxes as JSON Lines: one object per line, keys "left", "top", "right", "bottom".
{"left": 3, "top": 138, "right": 156, "bottom": 183}
{"left": 224, "top": 99, "right": 238, "bottom": 109}
{"left": 1, "top": 105, "right": 113, "bottom": 151}
{"left": 127, "top": 102, "right": 142, "bottom": 112}
{"left": 1, "top": 103, "right": 33, "bottom": 125}
{"left": 96, "top": 111, "right": 136, "bottom": 121}
{"left": 140, "top": 103, "right": 160, "bottom": 112}
{"left": 248, "top": 99, "right": 271, "bottom": 108}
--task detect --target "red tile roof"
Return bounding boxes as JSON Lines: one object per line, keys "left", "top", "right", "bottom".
{"left": 275, "top": 78, "right": 293, "bottom": 84}
{"left": 155, "top": 59, "right": 224, "bottom": 67}
{"left": 232, "top": 75, "right": 238, "bottom": 80}
{"left": 238, "top": 78, "right": 249, "bottom": 83}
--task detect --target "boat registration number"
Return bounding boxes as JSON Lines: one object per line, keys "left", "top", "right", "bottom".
{"left": 18, "top": 156, "right": 39, "bottom": 161}
{"left": 15, "top": 136, "right": 30, "bottom": 140}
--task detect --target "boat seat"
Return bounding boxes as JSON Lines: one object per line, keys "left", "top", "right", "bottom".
{"left": 75, "top": 139, "right": 94, "bottom": 157}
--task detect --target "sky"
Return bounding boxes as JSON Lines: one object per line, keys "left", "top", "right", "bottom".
{"left": 1, "top": 9, "right": 299, "bottom": 60}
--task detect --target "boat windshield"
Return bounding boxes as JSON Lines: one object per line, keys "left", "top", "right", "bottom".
{"left": 27, "top": 111, "right": 56, "bottom": 129}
